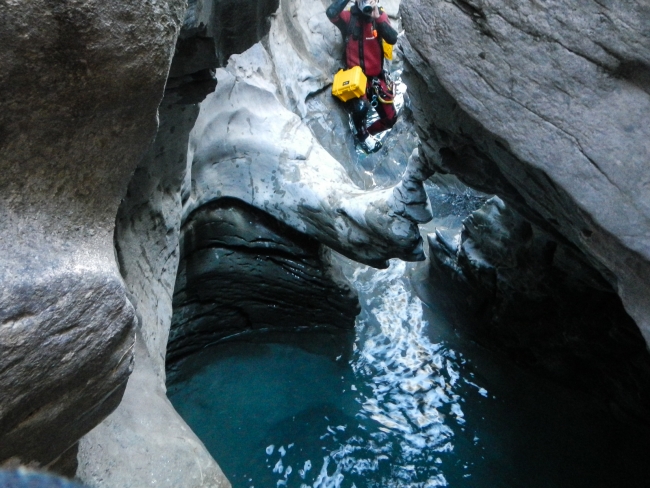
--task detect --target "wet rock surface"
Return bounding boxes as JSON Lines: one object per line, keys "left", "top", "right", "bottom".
{"left": 77, "top": 334, "right": 229, "bottom": 488}
{"left": 184, "top": 43, "right": 429, "bottom": 268}
{"left": 168, "top": 198, "right": 360, "bottom": 365}
{"left": 77, "top": 86, "right": 232, "bottom": 488}
{"left": 76, "top": 0, "right": 282, "bottom": 483}
{"left": 400, "top": 0, "right": 650, "bottom": 348}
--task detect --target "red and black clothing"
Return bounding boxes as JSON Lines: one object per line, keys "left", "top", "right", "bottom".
{"left": 327, "top": 0, "right": 398, "bottom": 140}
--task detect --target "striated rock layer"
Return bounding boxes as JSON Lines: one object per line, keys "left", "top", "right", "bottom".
{"left": 0, "top": 0, "right": 185, "bottom": 472}
{"left": 168, "top": 198, "right": 360, "bottom": 364}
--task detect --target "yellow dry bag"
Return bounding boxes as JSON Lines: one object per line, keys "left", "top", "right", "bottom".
{"left": 332, "top": 66, "right": 367, "bottom": 102}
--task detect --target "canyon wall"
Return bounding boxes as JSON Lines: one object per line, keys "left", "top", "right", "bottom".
{"left": 5, "top": 0, "right": 649, "bottom": 484}
{"left": 0, "top": 0, "right": 185, "bottom": 474}
{"left": 400, "top": 0, "right": 650, "bottom": 345}
{"left": 400, "top": 0, "right": 650, "bottom": 423}
{"left": 80, "top": 0, "right": 430, "bottom": 483}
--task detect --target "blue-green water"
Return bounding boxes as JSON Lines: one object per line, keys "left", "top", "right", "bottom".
{"left": 167, "top": 259, "right": 650, "bottom": 488}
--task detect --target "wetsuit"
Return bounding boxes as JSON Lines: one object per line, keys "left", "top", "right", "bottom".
{"left": 327, "top": 0, "right": 398, "bottom": 141}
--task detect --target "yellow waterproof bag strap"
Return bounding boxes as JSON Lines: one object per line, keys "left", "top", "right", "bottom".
{"left": 382, "top": 40, "right": 393, "bottom": 61}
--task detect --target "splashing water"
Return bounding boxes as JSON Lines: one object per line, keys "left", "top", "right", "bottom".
{"left": 261, "top": 259, "right": 487, "bottom": 488}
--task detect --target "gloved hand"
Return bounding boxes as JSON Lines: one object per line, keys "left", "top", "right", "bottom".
{"left": 367, "top": 0, "right": 381, "bottom": 19}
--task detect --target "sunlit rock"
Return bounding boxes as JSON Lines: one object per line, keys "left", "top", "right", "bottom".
{"left": 184, "top": 43, "right": 429, "bottom": 268}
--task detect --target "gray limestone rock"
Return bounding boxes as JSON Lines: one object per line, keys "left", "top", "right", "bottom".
{"left": 77, "top": 334, "right": 230, "bottom": 488}
{"left": 170, "top": 0, "right": 280, "bottom": 77}
{"left": 400, "top": 0, "right": 650, "bottom": 348}
{"left": 77, "top": 1, "right": 294, "bottom": 484}
{"left": 267, "top": 0, "right": 416, "bottom": 189}
{"left": 113, "top": 89, "right": 203, "bottom": 381}
{"left": 0, "top": 273, "right": 135, "bottom": 470}
{"left": 82, "top": 0, "right": 430, "bottom": 483}
{"left": 0, "top": 0, "right": 185, "bottom": 469}
{"left": 78, "top": 83, "right": 229, "bottom": 488}
{"left": 183, "top": 43, "right": 429, "bottom": 268}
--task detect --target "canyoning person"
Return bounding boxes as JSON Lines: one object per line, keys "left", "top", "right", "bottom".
{"left": 327, "top": 0, "right": 398, "bottom": 153}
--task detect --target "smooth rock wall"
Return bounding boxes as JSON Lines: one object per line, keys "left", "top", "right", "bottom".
{"left": 184, "top": 44, "right": 430, "bottom": 268}
{"left": 78, "top": 0, "right": 292, "bottom": 485}
{"left": 0, "top": 0, "right": 184, "bottom": 471}
{"left": 77, "top": 85, "right": 232, "bottom": 488}
{"left": 77, "top": 333, "right": 229, "bottom": 488}
{"left": 83, "top": 0, "right": 430, "bottom": 483}
{"left": 400, "top": 0, "right": 650, "bottom": 348}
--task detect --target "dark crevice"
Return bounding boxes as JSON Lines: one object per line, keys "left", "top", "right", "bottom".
{"left": 614, "top": 60, "right": 650, "bottom": 95}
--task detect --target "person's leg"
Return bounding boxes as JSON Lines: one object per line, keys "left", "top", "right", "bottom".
{"left": 367, "top": 98, "right": 397, "bottom": 135}
{"left": 346, "top": 97, "right": 370, "bottom": 140}
{"left": 367, "top": 77, "right": 397, "bottom": 135}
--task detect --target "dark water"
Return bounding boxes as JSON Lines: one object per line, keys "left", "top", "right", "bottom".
{"left": 166, "top": 255, "right": 650, "bottom": 488}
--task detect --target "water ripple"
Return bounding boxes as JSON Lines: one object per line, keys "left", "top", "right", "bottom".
{"left": 265, "top": 260, "right": 487, "bottom": 487}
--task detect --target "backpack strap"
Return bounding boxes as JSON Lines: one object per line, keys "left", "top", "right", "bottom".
{"left": 345, "top": 12, "right": 366, "bottom": 72}
{"left": 372, "top": 17, "right": 385, "bottom": 73}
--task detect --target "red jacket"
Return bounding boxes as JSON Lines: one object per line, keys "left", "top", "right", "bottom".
{"left": 327, "top": 3, "right": 398, "bottom": 77}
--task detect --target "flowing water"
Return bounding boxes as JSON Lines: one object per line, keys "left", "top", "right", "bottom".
{"left": 168, "top": 257, "right": 488, "bottom": 488}
{"left": 167, "top": 249, "right": 650, "bottom": 488}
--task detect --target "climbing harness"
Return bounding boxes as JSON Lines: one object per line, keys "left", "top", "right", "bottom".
{"left": 370, "top": 73, "right": 395, "bottom": 107}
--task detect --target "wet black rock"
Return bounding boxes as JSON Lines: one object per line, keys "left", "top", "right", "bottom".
{"left": 168, "top": 198, "right": 360, "bottom": 366}
{"left": 425, "top": 197, "right": 650, "bottom": 427}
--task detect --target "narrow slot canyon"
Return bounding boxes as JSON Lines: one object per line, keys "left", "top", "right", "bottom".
{"left": 1, "top": 1, "right": 650, "bottom": 487}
